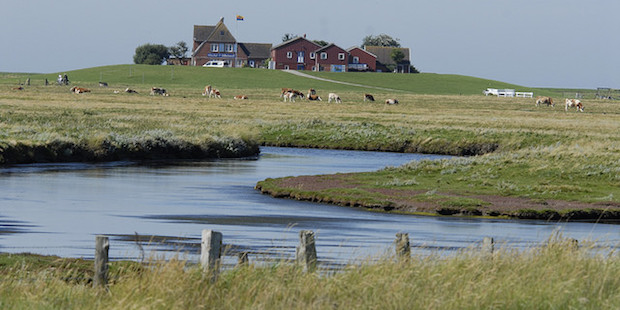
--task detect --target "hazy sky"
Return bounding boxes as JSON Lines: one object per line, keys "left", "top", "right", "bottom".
{"left": 1, "top": 0, "right": 618, "bottom": 88}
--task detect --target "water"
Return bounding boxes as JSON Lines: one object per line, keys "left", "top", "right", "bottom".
{"left": 0, "top": 147, "right": 617, "bottom": 266}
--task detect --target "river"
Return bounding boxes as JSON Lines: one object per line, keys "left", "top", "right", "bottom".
{"left": 0, "top": 147, "right": 617, "bottom": 267}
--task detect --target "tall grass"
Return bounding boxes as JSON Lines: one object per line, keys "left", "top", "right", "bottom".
{"left": 0, "top": 238, "right": 617, "bottom": 309}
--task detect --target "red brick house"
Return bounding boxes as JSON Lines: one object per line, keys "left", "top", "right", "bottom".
{"left": 314, "top": 43, "right": 349, "bottom": 72}
{"left": 347, "top": 47, "right": 377, "bottom": 72}
{"left": 270, "top": 36, "right": 321, "bottom": 70}
{"left": 191, "top": 18, "right": 271, "bottom": 68}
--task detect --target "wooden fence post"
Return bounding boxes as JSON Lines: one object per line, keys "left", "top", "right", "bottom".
{"left": 237, "top": 252, "right": 249, "bottom": 267}
{"left": 201, "top": 230, "right": 223, "bottom": 277}
{"left": 296, "top": 230, "right": 317, "bottom": 273}
{"left": 482, "top": 237, "right": 494, "bottom": 255}
{"left": 395, "top": 232, "right": 410, "bottom": 261}
{"left": 94, "top": 235, "right": 109, "bottom": 287}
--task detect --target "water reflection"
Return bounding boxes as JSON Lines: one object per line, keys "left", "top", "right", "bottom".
{"left": 0, "top": 147, "right": 617, "bottom": 266}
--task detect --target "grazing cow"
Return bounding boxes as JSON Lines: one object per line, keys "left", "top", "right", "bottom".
{"left": 150, "top": 87, "right": 169, "bottom": 96}
{"left": 565, "top": 98, "right": 584, "bottom": 112}
{"left": 535, "top": 96, "right": 554, "bottom": 107}
{"left": 202, "top": 85, "right": 213, "bottom": 96}
{"left": 234, "top": 95, "right": 249, "bottom": 100}
{"left": 99, "top": 82, "right": 108, "bottom": 87}
{"left": 70, "top": 86, "right": 90, "bottom": 94}
{"left": 209, "top": 88, "right": 221, "bottom": 98}
{"left": 283, "top": 90, "right": 298, "bottom": 102}
{"left": 280, "top": 88, "right": 293, "bottom": 98}
{"left": 364, "top": 94, "right": 375, "bottom": 102}
{"left": 328, "top": 93, "right": 342, "bottom": 103}
{"left": 385, "top": 98, "right": 399, "bottom": 105}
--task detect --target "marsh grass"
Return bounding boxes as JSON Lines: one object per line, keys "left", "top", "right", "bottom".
{"left": 0, "top": 238, "right": 617, "bottom": 309}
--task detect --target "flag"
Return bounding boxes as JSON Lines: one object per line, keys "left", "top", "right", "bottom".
{"left": 236, "top": 15, "right": 244, "bottom": 21}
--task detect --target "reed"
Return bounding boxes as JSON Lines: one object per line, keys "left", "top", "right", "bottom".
{"left": 0, "top": 238, "right": 617, "bottom": 309}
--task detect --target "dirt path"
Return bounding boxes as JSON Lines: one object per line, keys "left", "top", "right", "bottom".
{"left": 283, "top": 70, "right": 404, "bottom": 92}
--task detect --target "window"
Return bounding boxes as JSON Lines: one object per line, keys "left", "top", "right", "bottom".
{"left": 284, "top": 65, "right": 290, "bottom": 70}
{"left": 353, "top": 56, "right": 359, "bottom": 64}
{"left": 225, "top": 44, "right": 234, "bottom": 52}
{"left": 338, "top": 53, "right": 346, "bottom": 60}
{"left": 249, "top": 60, "right": 255, "bottom": 67}
{"left": 320, "top": 52, "right": 328, "bottom": 60}
{"left": 312, "top": 66, "right": 316, "bottom": 71}
{"left": 287, "top": 51, "right": 293, "bottom": 59}
{"left": 210, "top": 44, "right": 218, "bottom": 52}
{"left": 309, "top": 52, "right": 316, "bottom": 59}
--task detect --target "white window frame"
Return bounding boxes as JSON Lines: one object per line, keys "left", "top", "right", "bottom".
{"left": 210, "top": 44, "right": 219, "bottom": 52}
{"left": 353, "top": 56, "right": 359, "bottom": 64}
{"left": 320, "top": 52, "right": 328, "bottom": 60}
{"left": 309, "top": 52, "right": 316, "bottom": 59}
{"left": 338, "top": 53, "right": 346, "bottom": 60}
{"left": 287, "top": 51, "right": 293, "bottom": 59}
{"left": 284, "top": 65, "right": 290, "bottom": 70}
{"left": 225, "top": 44, "right": 234, "bottom": 52}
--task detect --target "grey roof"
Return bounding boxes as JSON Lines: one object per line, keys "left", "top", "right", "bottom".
{"left": 193, "top": 18, "right": 236, "bottom": 43}
{"left": 239, "top": 43, "right": 272, "bottom": 58}
{"left": 364, "top": 46, "right": 410, "bottom": 65}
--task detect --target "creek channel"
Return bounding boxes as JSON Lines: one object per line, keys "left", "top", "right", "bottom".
{"left": 0, "top": 147, "right": 617, "bottom": 267}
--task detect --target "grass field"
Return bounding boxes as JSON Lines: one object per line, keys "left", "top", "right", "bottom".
{"left": 1, "top": 65, "right": 619, "bottom": 219}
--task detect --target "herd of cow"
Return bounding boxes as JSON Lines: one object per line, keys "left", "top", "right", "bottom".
{"left": 535, "top": 96, "right": 585, "bottom": 112}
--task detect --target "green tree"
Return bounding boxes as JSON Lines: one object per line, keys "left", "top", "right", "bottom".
{"left": 362, "top": 34, "right": 401, "bottom": 47}
{"left": 313, "top": 40, "right": 329, "bottom": 47}
{"left": 133, "top": 44, "right": 170, "bottom": 65}
{"left": 169, "top": 41, "right": 189, "bottom": 59}
{"left": 282, "top": 33, "right": 298, "bottom": 42}
{"left": 391, "top": 49, "right": 405, "bottom": 64}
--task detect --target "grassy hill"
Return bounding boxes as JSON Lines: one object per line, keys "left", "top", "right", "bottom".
{"left": 2, "top": 65, "right": 559, "bottom": 96}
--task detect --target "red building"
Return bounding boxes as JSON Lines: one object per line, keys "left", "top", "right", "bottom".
{"left": 269, "top": 36, "right": 321, "bottom": 70}
{"left": 314, "top": 43, "right": 348, "bottom": 72}
{"left": 347, "top": 47, "right": 377, "bottom": 72}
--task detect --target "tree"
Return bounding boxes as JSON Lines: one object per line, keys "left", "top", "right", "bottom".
{"left": 282, "top": 33, "right": 298, "bottom": 42}
{"left": 133, "top": 44, "right": 170, "bottom": 65}
{"left": 169, "top": 41, "right": 189, "bottom": 59}
{"left": 313, "top": 40, "right": 329, "bottom": 47}
{"left": 362, "top": 34, "right": 401, "bottom": 47}
{"left": 391, "top": 49, "right": 405, "bottom": 64}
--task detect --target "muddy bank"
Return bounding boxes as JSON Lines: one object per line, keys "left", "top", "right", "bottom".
{"left": 256, "top": 174, "right": 620, "bottom": 223}
{"left": 0, "top": 137, "right": 260, "bottom": 165}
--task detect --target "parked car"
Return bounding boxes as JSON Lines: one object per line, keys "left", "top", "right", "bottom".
{"left": 202, "top": 60, "right": 230, "bottom": 68}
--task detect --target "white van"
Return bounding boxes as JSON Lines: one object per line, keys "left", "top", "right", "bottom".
{"left": 202, "top": 60, "right": 230, "bottom": 68}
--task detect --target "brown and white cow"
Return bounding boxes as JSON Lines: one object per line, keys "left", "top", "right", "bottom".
{"left": 307, "top": 94, "right": 322, "bottom": 101}
{"left": 202, "top": 85, "right": 213, "bottom": 96}
{"left": 209, "top": 88, "right": 221, "bottom": 98}
{"left": 385, "top": 98, "right": 399, "bottom": 105}
{"left": 283, "top": 90, "right": 299, "bottom": 102}
{"left": 565, "top": 98, "right": 584, "bottom": 112}
{"left": 70, "top": 86, "right": 91, "bottom": 94}
{"left": 234, "top": 95, "right": 249, "bottom": 100}
{"left": 364, "top": 94, "right": 375, "bottom": 102}
{"left": 535, "top": 96, "right": 554, "bottom": 107}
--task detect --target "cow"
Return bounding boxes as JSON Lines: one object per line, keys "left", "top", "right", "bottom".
{"left": 280, "top": 88, "right": 293, "bottom": 98}
{"left": 209, "top": 88, "right": 221, "bottom": 98}
{"left": 283, "top": 90, "right": 298, "bottom": 102}
{"left": 364, "top": 94, "right": 375, "bottom": 102}
{"left": 385, "top": 98, "right": 399, "bottom": 105}
{"left": 565, "top": 98, "right": 584, "bottom": 112}
{"left": 70, "top": 86, "right": 90, "bottom": 94}
{"left": 125, "top": 88, "right": 138, "bottom": 94}
{"left": 535, "top": 96, "right": 554, "bottom": 107}
{"left": 150, "top": 87, "right": 169, "bottom": 96}
{"left": 202, "top": 85, "right": 213, "bottom": 96}
{"left": 307, "top": 94, "right": 322, "bottom": 101}
{"left": 234, "top": 95, "right": 249, "bottom": 100}
{"left": 328, "top": 93, "right": 342, "bottom": 103}
{"left": 99, "top": 82, "right": 108, "bottom": 87}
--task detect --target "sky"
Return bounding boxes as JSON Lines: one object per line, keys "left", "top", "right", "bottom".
{"left": 1, "top": 0, "right": 618, "bottom": 89}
